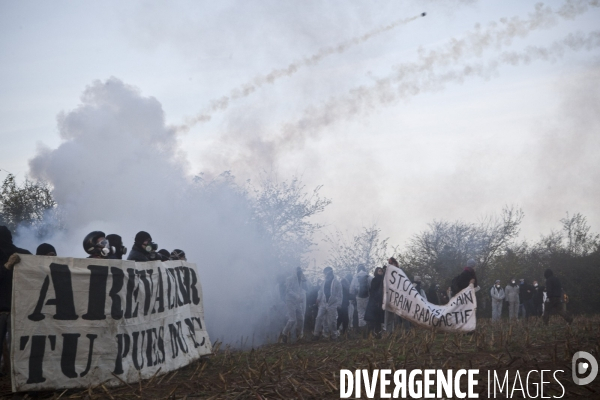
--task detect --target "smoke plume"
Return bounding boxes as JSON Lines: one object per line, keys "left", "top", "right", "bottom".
{"left": 27, "top": 78, "right": 283, "bottom": 345}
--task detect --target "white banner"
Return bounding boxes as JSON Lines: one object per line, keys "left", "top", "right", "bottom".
{"left": 10, "top": 255, "right": 212, "bottom": 392}
{"left": 383, "top": 264, "right": 477, "bottom": 332}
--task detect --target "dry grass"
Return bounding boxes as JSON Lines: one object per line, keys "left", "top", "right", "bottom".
{"left": 1, "top": 315, "right": 599, "bottom": 399}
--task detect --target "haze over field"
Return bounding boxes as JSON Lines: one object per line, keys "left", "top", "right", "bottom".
{"left": 1, "top": 0, "right": 599, "bottom": 342}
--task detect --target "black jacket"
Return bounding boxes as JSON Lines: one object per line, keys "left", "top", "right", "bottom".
{"left": 451, "top": 267, "right": 477, "bottom": 295}
{"left": 364, "top": 275, "right": 385, "bottom": 324}
{"left": 544, "top": 269, "right": 563, "bottom": 299}
{"left": 127, "top": 243, "right": 154, "bottom": 262}
{"left": 532, "top": 286, "right": 544, "bottom": 306}
{"left": 0, "top": 227, "right": 31, "bottom": 312}
{"left": 519, "top": 283, "right": 534, "bottom": 303}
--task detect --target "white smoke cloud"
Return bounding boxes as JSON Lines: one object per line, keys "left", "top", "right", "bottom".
{"left": 27, "top": 77, "right": 282, "bottom": 345}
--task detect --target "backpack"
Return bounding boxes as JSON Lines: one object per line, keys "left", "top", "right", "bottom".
{"left": 358, "top": 275, "right": 369, "bottom": 298}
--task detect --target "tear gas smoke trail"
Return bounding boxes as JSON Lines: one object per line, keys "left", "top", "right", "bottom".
{"left": 206, "top": 0, "right": 599, "bottom": 172}
{"left": 179, "top": 13, "right": 425, "bottom": 130}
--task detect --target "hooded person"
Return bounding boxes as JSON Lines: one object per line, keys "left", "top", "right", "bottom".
{"left": 0, "top": 226, "right": 31, "bottom": 376}
{"left": 542, "top": 269, "right": 573, "bottom": 325}
{"left": 35, "top": 243, "right": 57, "bottom": 256}
{"left": 127, "top": 231, "right": 158, "bottom": 262}
{"left": 280, "top": 267, "right": 307, "bottom": 343}
{"left": 106, "top": 234, "right": 127, "bottom": 260}
{"left": 364, "top": 267, "right": 385, "bottom": 338}
{"left": 349, "top": 264, "right": 372, "bottom": 329}
{"left": 413, "top": 276, "right": 427, "bottom": 299}
{"left": 519, "top": 278, "right": 535, "bottom": 319}
{"left": 505, "top": 278, "right": 520, "bottom": 320}
{"left": 83, "top": 231, "right": 114, "bottom": 259}
{"left": 490, "top": 280, "right": 505, "bottom": 322}
{"left": 449, "top": 259, "right": 479, "bottom": 297}
{"left": 313, "top": 267, "right": 342, "bottom": 340}
{"left": 427, "top": 283, "right": 440, "bottom": 305}
{"left": 170, "top": 249, "right": 186, "bottom": 261}
{"left": 157, "top": 249, "right": 171, "bottom": 261}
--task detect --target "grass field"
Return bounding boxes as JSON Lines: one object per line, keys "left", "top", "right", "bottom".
{"left": 1, "top": 315, "right": 599, "bottom": 399}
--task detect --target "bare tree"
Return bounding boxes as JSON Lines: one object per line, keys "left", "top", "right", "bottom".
{"left": 323, "top": 225, "right": 390, "bottom": 277}
{"left": 560, "top": 212, "right": 599, "bottom": 256}
{"left": 250, "top": 174, "right": 331, "bottom": 271}
{"left": 0, "top": 173, "right": 56, "bottom": 234}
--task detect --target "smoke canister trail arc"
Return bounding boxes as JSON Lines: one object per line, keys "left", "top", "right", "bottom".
{"left": 179, "top": 12, "right": 425, "bottom": 131}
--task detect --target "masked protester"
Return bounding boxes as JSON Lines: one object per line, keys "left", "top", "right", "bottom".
{"left": 0, "top": 226, "right": 31, "bottom": 377}
{"left": 170, "top": 249, "right": 186, "bottom": 261}
{"left": 364, "top": 267, "right": 385, "bottom": 338}
{"left": 83, "top": 231, "right": 114, "bottom": 259}
{"left": 505, "top": 278, "right": 520, "bottom": 320}
{"left": 128, "top": 231, "right": 158, "bottom": 262}
{"left": 532, "top": 280, "right": 544, "bottom": 317}
{"left": 427, "top": 283, "right": 440, "bottom": 305}
{"left": 413, "top": 276, "right": 426, "bottom": 298}
{"left": 350, "top": 264, "right": 372, "bottom": 330}
{"left": 106, "top": 234, "right": 127, "bottom": 260}
{"left": 542, "top": 269, "right": 573, "bottom": 325}
{"left": 157, "top": 249, "right": 171, "bottom": 261}
{"left": 35, "top": 243, "right": 57, "bottom": 256}
{"left": 280, "top": 267, "right": 307, "bottom": 343}
{"left": 490, "top": 280, "right": 505, "bottom": 322}
{"left": 313, "top": 267, "right": 342, "bottom": 341}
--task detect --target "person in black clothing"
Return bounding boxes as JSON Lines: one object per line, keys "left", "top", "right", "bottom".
{"left": 532, "top": 280, "right": 544, "bottom": 317}
{"left": 170, "top": 249, "right": 187, "bottom": 261}
{"left": 157, "top": 249, "right": 171, "bottom": 261}
{"left": 542, "top": 269, "right": 573, "bottom": 325}
{"left": 35, "top": 243, "right": 57, "bottom": 256}
{"left": 83, "top": 231, "right": 114, "bottom": 259}
{"left": 450, "top": 259, "right": 479, "bottom": 297}
{"left": 0, "top": 226, "right": 31, "bottom": 376}
{"left": 364, "top": 267, "right": 385, "bottom": 338}
{"left": 427, "top": 283, "right": 440, "bottom": 305}
{"left": 337, "top": 275, "right": 350, "bottom": 334}
{"left": 519, "top": 279, "right": 535, "bottom": 319}
{"left": 105, "top": 234, "right": 127, "bottom": 260}
{"left": 127, "top": 231, "right": 158, "bottom": 261}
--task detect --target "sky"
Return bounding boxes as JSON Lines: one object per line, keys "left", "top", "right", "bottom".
{"left": 1, "top": 0, "right": 599, "bottom": 259}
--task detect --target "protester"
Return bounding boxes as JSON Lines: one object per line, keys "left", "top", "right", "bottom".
{"left": 170, "top": 249, "right": 187, "bottom": 261}
{"left": 349, "top": 264, "right": 371, "bottom": 330}
{"left": 127, "top": 231, "right": 158, "bottom": 261}
{"left": 83, "top": 231, "right": 113, "bottom": 259}
{"left": 337, "top": 275, "right": 351, "bottom": 335}
{"left": 532, "top": 280, "right": 544, "bottom": 317}
{"left": 519, "top": 279, "right": 535, "bottom": 319}
{"left": 413, "top": 276, "right": 426, "bottom": 298}
{"left": 505, "top": 278, "right": 520, "bottom": 320}
{"left": 345, "top": 273, "right": 356, "bottom": 331}
{"left": 106, "top": 234, "right": 127, "bottom": 260}
{"left": 490, "top": 280, "right": 505, "bottom": 322}
{"left": 313, "top": 267, "right": 342, "bottom": 341}
{"left": 542, "top": 269, "right": 573, "bottom": 325}
{"left": 35, "top": 243, "right": 57, "bottom": 256}
{"left": 0, "top": 226, "right": 31, "bottom": 377}
{"left": 364, "top": 267, "right": 385, "bottom": 338}
{"left": 449, "top": 259, "right": 479, "bottom": 297}
{"left": 157, "top": 249, "right": 171, "bottom": 261}
{"left": 427, "top": 283, "right": 440, "bottom": 305}
{"left": 281, "top": 267, "right": 307, "bottom": 343}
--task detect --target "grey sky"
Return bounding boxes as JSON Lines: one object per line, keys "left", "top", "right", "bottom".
{"left": 1, "top": 0, "right": 599, "bottom": 257}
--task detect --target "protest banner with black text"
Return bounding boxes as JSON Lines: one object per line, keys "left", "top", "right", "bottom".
{"left": 10, "top": 255, "right": 212, "bottom": 392}
{"left": 383, "top": 264, "right": 477, "bottom": 332}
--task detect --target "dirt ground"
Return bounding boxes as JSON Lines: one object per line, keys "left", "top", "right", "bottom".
{"left": 1, "top": 315, "right": 599, "bottom": 399}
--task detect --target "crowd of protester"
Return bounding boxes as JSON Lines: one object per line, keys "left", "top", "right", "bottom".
{"left": 0, "top": 226, "right": 188, "bottom": 376}
{"left": 277, "top": 257, "right": 573, "bottom": 343}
